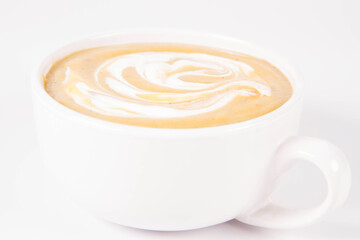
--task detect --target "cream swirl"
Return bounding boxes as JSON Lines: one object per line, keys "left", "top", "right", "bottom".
{"left": 63, "top": 52, "right": 271, "bottom": 119}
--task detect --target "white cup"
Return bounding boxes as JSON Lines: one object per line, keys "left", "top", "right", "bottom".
{"left": 32, "top": 30, "right": 351, "bottom": 230}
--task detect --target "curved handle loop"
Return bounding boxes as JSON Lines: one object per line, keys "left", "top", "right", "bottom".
{"left": 236, "top": 136, "right": 351, "bottom": 229}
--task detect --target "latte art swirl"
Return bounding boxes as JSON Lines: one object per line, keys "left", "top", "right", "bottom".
{"left": 45, "top": 43, "right": 292, "bottom": 128}
{"left": 65, "top": 52, "right": 271, "bottom": 118}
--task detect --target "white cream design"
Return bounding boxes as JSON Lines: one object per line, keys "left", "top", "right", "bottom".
{"left": 64, "top": 52, "right": 271, "bottom": 118}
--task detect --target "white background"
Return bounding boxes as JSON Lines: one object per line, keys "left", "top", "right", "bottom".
{"left": 0, "top": 0, "right": 359, "bottom": 239}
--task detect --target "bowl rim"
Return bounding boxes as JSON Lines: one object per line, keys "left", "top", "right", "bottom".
{"left": 31, "top": 29, "right": 303, "bottom": 137}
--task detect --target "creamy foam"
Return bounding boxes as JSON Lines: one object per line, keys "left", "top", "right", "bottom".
{"left": 45, "top": 43, "right": 292, "bottom": 128}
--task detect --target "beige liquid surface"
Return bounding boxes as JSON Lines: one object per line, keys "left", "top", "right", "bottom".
{"left": 45, "top": 43, "right": 293, "bottom": 128}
